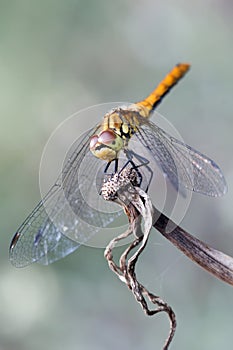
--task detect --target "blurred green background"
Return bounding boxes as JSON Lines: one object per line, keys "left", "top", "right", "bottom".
{"left": 1, "top": 1, "right": 233, "bottom": 349}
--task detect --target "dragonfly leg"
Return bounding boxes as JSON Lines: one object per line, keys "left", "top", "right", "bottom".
{"left": 99, "top": 159, "right": 119, "bottom": 196}
{"left": 104, "top": 158, "right": 119, "bottom": 174}
{"left": 122, "top": 149, "right": 153, "bottom": 192}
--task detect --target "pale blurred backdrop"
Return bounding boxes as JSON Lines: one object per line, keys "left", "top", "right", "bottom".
{"left": 1, "top": 1, "right": 233, "bottom": 349}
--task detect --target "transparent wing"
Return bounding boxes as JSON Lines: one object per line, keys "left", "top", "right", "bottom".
{"left": 135, "top": 118, "right": 227, "bottom": 197}
{"left": 10, "top": 125, "right": 123, "bottom": 267}
{"left": 9, "top": 192, "right": 81, "bottom": 267}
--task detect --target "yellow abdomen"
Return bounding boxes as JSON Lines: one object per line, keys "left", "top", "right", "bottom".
{"left": 135, "top": 63, "right": 190, "bottom": 115}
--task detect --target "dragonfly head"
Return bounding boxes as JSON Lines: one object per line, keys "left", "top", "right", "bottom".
{"left": 90, "top": 129, "right": 124, "bottom": 161}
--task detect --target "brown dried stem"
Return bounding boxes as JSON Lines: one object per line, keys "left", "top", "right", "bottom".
{"left": 102, "top": 166, "right": 233, "bottom": 349}
{"left": 102, "top": 169, "right": 176, "bottom": 349}
{"left": 152, "top": 208, "right": 233, "bottom": 286}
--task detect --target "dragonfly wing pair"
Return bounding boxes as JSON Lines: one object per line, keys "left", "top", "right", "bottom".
{"left": 135, "top": 117, "right": 227, "bottom": 197}
{"left": 9, "top": 126, "right": 123, "bottom": 267}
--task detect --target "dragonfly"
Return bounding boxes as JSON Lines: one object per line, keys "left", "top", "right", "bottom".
{"left": 9, "top": 63, "right": 227, "bottom": 267}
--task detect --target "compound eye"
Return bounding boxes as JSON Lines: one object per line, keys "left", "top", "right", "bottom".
{"left": 98, "top": 130, "right": 116, "bottom": 145}
{"left": 89, "top": 135, "right": 98, "bottom": 150}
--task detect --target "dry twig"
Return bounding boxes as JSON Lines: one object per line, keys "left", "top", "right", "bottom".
{"left": 102, "top": 168, "right": 176, "bottom": 349}
{"left": 101, "top": 165, "right": 233, "bottom": 349}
